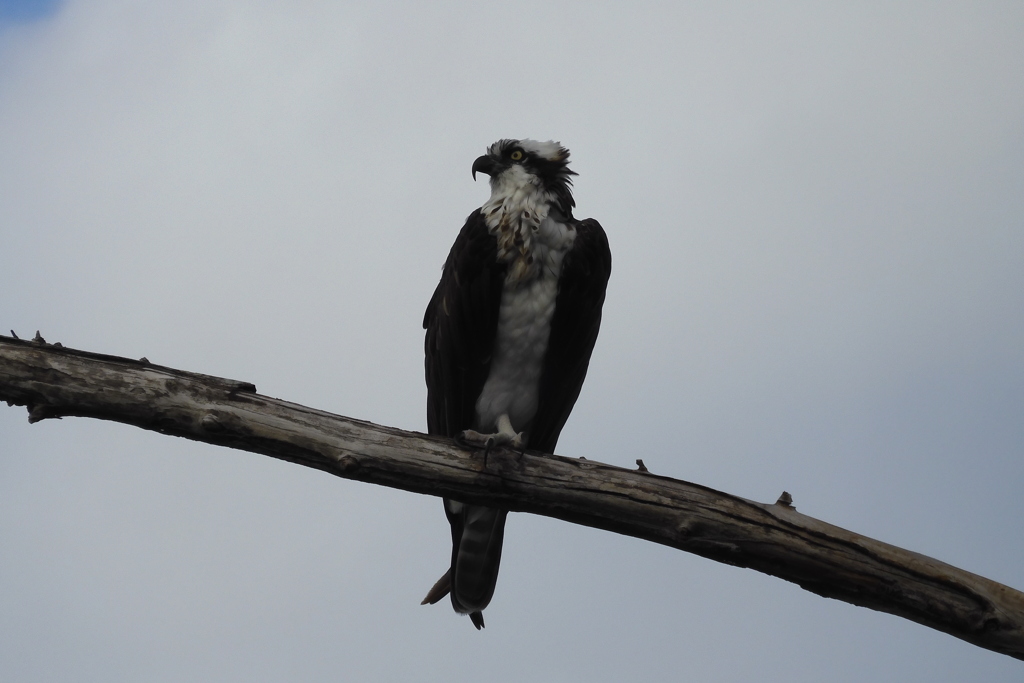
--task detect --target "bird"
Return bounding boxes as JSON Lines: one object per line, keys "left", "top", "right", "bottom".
{"left": 421, "top": 139, "right": 612, "bottom": 629}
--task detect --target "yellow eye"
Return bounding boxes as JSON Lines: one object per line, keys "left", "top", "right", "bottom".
{"left": 510, "top": 150, "right": 523, "bottom": 161}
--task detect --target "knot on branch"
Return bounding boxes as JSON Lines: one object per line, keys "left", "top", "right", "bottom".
{"left": 337, "top": 455, "right": 360, "bottom": 473}
{"left": 201, "top": 414, "right": 225, "bottom": 432}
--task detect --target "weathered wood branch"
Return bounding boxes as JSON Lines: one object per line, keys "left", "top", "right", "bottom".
{"left": 2, "top": 333, "right": 1023, "bottom": 660}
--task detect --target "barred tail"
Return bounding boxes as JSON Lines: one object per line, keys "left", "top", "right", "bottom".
{"left": 443, "top": 499, "right": 507, "bottom": 628}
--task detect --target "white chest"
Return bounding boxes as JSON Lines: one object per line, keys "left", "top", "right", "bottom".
{"left": 474, "top": 208, "right": 577, "bottom": 436}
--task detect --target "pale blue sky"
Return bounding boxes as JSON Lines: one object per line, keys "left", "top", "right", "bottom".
{"left": 0, "top": 0, "right": 61, "bottom": 22}
{"left": 2, "top": 2, "right": 1023, "bottom": 681}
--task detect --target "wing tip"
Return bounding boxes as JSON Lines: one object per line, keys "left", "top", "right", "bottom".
{"left": 421, "top": 569, "right": 452, "bottom": 605}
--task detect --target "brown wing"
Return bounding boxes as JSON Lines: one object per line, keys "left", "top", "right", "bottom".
{"left": 424, "top": 209, "right": 507, "bottom": 437}
{"left": 528, "top": 218, "right": 612, "bottom": 453}
{"left": 423, "top": 210, "right": 509, "bottom": 628}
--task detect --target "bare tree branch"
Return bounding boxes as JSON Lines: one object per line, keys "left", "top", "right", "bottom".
{"left": 2, "top": 334, "right": 1023, "bottom": 660}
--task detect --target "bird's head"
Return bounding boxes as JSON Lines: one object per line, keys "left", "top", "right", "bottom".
{"left": 472, "top": 139, "right": 577, "bottom": 216}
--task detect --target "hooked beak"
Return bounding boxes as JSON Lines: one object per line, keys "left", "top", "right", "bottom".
{"left": 471, "top": 154, "right": 498, "bottom": 180}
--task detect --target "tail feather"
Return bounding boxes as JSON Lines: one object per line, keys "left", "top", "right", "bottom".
{"left": 421, "top": 569, "right": 486, "bottom": 629}
{"left": 443, "top": 499, "right": 507, "bottom": 618}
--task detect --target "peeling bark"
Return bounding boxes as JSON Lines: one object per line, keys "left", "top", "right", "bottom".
{"left": 2, "top": 334, "right": 1023, "bottom": 660}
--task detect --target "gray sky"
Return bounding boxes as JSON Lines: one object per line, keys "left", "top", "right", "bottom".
{"left": 2, "top": 1, "right": 1023, "bottom": 680}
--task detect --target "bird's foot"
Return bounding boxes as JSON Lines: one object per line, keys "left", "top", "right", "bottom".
{"left": 455, "top": 414, "right": 525, "bottom": 465}
{"left": 455, "top": 429, "right": 525, "bottom": 451}
{"left": 455, "top": 429, "right": 524, "bottom": 466}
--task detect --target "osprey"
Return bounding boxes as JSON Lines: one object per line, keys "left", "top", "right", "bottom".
{"left": 421, "top": 139, "right": 611, "bottom": 628}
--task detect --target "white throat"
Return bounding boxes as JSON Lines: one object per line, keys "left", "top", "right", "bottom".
{"left": 481, "top": 166, "right": 574, "bottom": 284}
